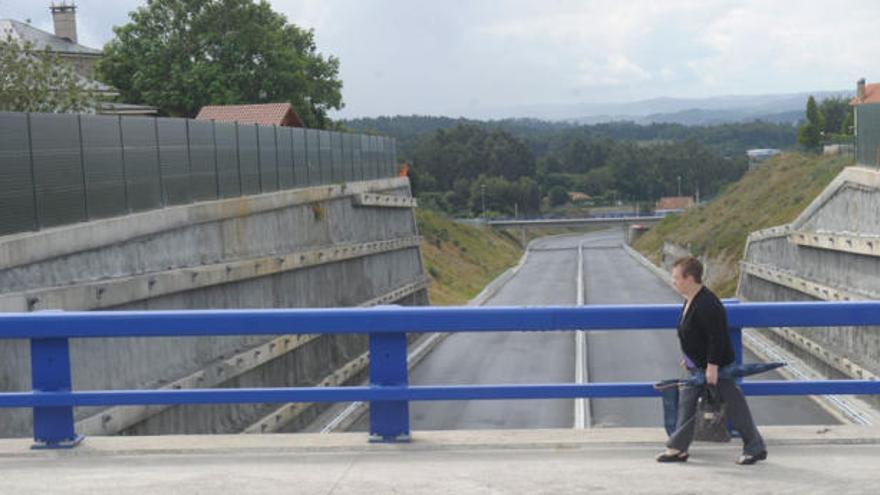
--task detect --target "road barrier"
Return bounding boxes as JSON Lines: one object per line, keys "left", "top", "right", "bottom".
{"left": 2, "top": 302, "right": 879, "bottom": 447}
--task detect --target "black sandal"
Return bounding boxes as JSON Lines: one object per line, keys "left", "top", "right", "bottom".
{"left": 656, "top": 451, "right": 689, "bottom": 463}
{"left": 736, "top": 450, "right": 767, "bottom": 465}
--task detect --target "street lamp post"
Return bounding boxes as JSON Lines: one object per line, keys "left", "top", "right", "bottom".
{"left": 677, "top": 175, "right": 681, "bottom": 196}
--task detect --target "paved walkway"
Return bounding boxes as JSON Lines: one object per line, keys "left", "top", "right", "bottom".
{"left": 1, "top": 426, "right": 878, "bottom": 494}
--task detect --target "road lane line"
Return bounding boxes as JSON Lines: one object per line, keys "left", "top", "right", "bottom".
{"left": 574, "top": 241, "right": 591, "bottom": 429}
{"left": 318, "top": 240, "right": 537, "bottom": 433}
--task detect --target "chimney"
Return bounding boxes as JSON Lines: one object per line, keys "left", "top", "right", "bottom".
{"left": 857, "top": 78, "right": 866, "bottom": 103}
{"left": 49, "top": 2, "right": 77, "bottom": 43}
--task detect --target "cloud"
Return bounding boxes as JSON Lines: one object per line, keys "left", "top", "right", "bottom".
{"left": 576, "top": 56, "right": 652, "bottom": 87}
{"left": 681, "top": 1, "right": 879, "bottom": 95}
{"left": 5, "top": 0, "right": 880, "bottom": 117}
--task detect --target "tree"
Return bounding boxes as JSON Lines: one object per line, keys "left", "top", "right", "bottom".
{"left": 412, "top": 124, "right": 536, "bottom": 190}
{"left": 548, "top": 186, "right": 569, "bottom": 207}
{"left": 841, "top": 105, "right": 854, "bottom": 135}
{"left": 818, "top": 97, "right": 849, "bottom": 136}
{"left": 98, "top": 0, "right": 343, "bottom": 127}
{"left": 468, "top": 175, "right": 541, "bottom": 217}
{"left": 798, "top": 96, "right": 823, "bottom": 152}
{"left": 0, "top": 35, "right": 96, "bottom": 112}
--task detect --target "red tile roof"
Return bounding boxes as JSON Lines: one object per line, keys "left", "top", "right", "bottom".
{"left": 655, "top": 196, "right": 694, "bottom": 210}
{"left": 851, "top": 83, "right": 880, "bottom": 105}
{"left": 195, "top": 103, "right": 305, "bottom": 127}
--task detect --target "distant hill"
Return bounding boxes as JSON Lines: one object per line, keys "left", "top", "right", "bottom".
{"left": 473, "top": 90, "right": 852, "bottom": 124}
{"left": 640, "top": 108, "right": 804, "bottom": 126}
{"left": 344, "top": 90, "right": 848, "bottom": 145}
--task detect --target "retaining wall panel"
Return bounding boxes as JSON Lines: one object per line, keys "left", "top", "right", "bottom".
{"left": 120, "top": 117, "right": 162, "bottom": 212}
{"left": 292, "top": 128, "right": 307, "bottom": 187}
{"left": 80, "top": 115, "right": 127, "bottom": 220}
{"left": 214, "top": 122, "right": 241, "bottom": 198}
{"left": 305, "top": 129, "right": 320, "bottom": 186}
{"left": 29, "top": 113, "right": 87, "bottom": 226}
{"left": 156, "top": 118, "right": 191, "bottom": 206}
{"left": 0, "top": 112, "right": 38, "bottom": 234}
{"left": 277, "top": 127, "right": 295, "bottom": 189}
{"left": 187, "top": 119, "right": 219, "bottom": 201}
{"left": 237, "top": 125, "right": 260, "bottom": 194}
{"left": 257, "top": 126, "right": 279, "bottom": 193}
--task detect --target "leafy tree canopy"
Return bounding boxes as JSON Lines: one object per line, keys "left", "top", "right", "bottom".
{"left": 0, "top": 35, "right": 96, "bottom": 113}
{"left": 798, "top": 96, "right": 823, "bottom": 152}
{"left": 99, "top": 0, "right": 343, "bottom": 127}
{"left": 413, "top": 124, "right": 536, "bottom": 190}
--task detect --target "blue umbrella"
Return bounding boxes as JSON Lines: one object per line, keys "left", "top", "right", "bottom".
{"left": 654, "top": 362, "right": 786, "bottom": 436}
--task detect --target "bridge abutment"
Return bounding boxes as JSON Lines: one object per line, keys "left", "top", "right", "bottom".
{"left": 0, "top": 177, "right": 427, "bottom": 437}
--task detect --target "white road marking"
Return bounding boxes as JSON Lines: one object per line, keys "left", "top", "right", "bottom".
{"left": 574, "top": 241, "right": 591, "bottom": 429}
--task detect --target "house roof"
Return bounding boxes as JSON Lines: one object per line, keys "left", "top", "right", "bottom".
{"left": 567, "top": 191, "right": 592, "bottom": 201}
{"left": 851, "top": 83, "right": 880, "bottom": 105}
{"left": 0, "top": 19, "right": 101, "bottom": 56}
{"left": 655, "top": 196, "right": 694, "bottom": 210}
{"left": 195, "top": 103, "right": 305, "bottom": 127}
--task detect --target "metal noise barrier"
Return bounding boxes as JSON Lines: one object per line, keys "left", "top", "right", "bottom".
{"left": 0, "top": 111, "right": 398, "bottom": 236}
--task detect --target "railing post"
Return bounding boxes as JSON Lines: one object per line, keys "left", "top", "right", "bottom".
{"left": 725, "top": 299, "right": 744, "bottom": 375}
{"left": 724, "top": 299, "right": 744, "bottom": 438}
{"left": 722, "top": 299, "right": 744, "bottom": 372}
{"left": 30, "top": 337, "right": 82, "bottom": 449}
{"left": 368, "top": 331, "right": 410, "bottom": 442}
{"left": 731, "top": 326, "right": 743, "bottom": 369}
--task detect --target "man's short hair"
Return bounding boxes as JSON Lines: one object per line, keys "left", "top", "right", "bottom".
{"left": 673, "top": 256, "right": 703, "bottom": 284}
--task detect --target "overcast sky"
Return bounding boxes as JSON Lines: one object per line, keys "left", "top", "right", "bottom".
{"left": 3, "top": 0, "right": 878, "bottom": 118}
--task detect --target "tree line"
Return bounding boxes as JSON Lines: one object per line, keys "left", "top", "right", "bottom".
{"left": 344, "top": 116, "right": 796, "bottom": 217}
{"left": 405, "top": 123, "right": 752, "bottom": 217}
{"left": 797, "top": 96, "right": 854, "bottom": 152}
{"left": 345, "top": 116, "right": 798, "bottom": 160}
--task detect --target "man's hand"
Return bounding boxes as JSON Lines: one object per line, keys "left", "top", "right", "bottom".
{"left": 706, "top": 363, "right": 719, "bottom": 385}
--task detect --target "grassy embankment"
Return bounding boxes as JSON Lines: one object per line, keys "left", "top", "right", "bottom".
{"left": 633, "top": 153, "right": 851, "bottom": 297}
{"left": 416, "top": 209, "right": 523, "bottom": 305}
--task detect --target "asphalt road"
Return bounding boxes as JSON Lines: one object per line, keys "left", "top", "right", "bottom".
{"left": 353, "top": 228, "right": 836, "bottom": 431}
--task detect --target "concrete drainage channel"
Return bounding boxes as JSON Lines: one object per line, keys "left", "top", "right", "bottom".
{"left": 621, "top": 242, "right": 880, "bottom": 427}
{"left": 310, "top": 239, "right": 536, "bottom": 433}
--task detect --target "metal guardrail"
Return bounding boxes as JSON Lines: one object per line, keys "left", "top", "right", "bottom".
{"left": 486, "top": 216, "right": 666, "bottom": 227}
{"left": 2, "top": 302, "right": 880, "bottom": 448}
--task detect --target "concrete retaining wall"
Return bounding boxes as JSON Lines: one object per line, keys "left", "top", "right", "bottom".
{"left": 738, "top": 167, "right": 880, "bottom": 401}
{"left": 0, "top": 177, "right": 428, "bottom": 437}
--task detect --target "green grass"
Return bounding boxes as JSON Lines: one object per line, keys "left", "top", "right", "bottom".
{"left": 633, "top": 153, "right": 851, "bottom": 297}
{"left": 417, "top": 209, "right": 523, "bottom": 305}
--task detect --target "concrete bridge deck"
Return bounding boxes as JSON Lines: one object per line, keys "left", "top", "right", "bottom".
{"left": 2, "top": 426, "right": 878, "bottom": 494}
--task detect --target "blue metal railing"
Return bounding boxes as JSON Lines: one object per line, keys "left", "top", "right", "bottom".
{"left": 2, "top": 301, "right": 880, "bottom": 448}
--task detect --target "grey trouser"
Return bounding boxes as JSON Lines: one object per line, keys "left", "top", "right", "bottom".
{"left": 666, "top": 378, "right": 766, "bottom": 455}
